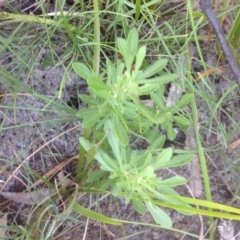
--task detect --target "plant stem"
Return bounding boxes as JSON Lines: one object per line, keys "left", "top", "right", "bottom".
{"left": 186, "top": 1, "right": 214, "bottom": 239}
{"left": 93, "top": 0, "right": 100, "bottom": 75}
{"left": 77, "top": 0, "right": 101, "bottom": 182}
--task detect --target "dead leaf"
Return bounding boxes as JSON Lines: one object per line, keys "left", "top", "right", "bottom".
{"left": 29, "top": 154, "right": 78, "bottom": 189}
{"left": 195, "top": 66, "right": 227, "bottom": 82}
{"left": 185, "top": 125, "right": 203, "bottom": 197}
{"left": 0, "top": 189, "right": 55, "bottom": 205}
{"left": 57, "top": 171, "right": 75, "bottom": 188}
{"left": 166, "top": 82, "right": 183, "bottom": 107}
{"left": 229, "top": 139, "right": 240, "bottom": 149}
{"left": 218, "top": 220, "right": 235, "bottom": 240}
{"left": 0, "top": 214, "right": 7, "bottom": 238}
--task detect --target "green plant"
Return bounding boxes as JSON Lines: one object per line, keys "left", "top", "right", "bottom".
{"left": 72, "top": 27, "right": 240, "bottom": 230}
{"left": 2, "top": 1, "right": 240, "bottom": 238}
{"left": 73, "top": 28, "right": 192, "bottom": 141}
{"left": 72, "top": 28, "right": 194, "bottom": 227}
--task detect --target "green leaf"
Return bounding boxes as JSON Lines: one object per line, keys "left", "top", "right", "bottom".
{"left": 153, "top": 196, "right": 240, "bottom": 220}
{"left": 133, "top": 100, "right": 158, "bottom": 124}
{"left": 117, "top": 38, "right": 129, "bottom": 62}
{"left": 135, "top": 45, "right": 146, "bottom": 72}
{"left": 151, "top": 89, "right": 165, "bottom": 110}
{"left": 88, "top": 76, "right": 110, "bottom": 95}
{"left": 79, "top": 94, "right": 97, "bottom": 105}
{"left": 161, "top": 176, "right": 186, "bottom": 187}
{"left": 146, "top": 202, "right": 172, "bottom": 227}
{"left": 79, "top": 137, "right": 92, "bottom": 151}
{"left": 72, "top": 202, "right": 122, "bottom": 226}
{"left": 127, "top": 28, "right": 138, "bottom": 58}
{"left": 132, "top": 199, "right": 146, "bottom": 215}
{"left": 138, "top": 74, "right": 178, "bottom": 85}
{"left": 72, "top": 62, "right": 94, "bottom": 80}
{"left": 173, "top": 116, "right": 190, "bottom": 130}
{"left": 95, "top": 152, "right": 117, "bottom": 172}
{"left": 175, "top": 93, "right": 193, "bottom": 109}
{"left": 160, "top": 154, "right": 194, "bottom": 168}
{"left": 145, "top": 126, "right": 160, "bottom": 144}
{"left": 167, "top": 123, "right": 176, "bottom": 141}
{"left": 77, "top": 107, "right": 106, "bottom": 128}
{"left": 113, "top": 117, "right": 129, "bottom": 146}
{"left": 86, "top": 169, "right": 106, "bottom": 183}
{"left": 134, "top": 0, "right": 141, "bottom": 21}
{"left": 147, "top": 134, "right": 166, "bottom": 150}
{"left": 162, "top": 194, "right": 240, "bottom": 214}
{"left": 158, "top": 115, "right": 167, "bottom": 124}
{"left": 82, "top": 110, "right": 104, "bottom": 128}
{"left": 95, "top": 114, "right": 109, "bottom": 130}
{"left": 153, "top": 148, "right": 173, "bottom": 170}
{"left": 104, "top": 120, "right": 122, "bottom": 164}
{"left": 122, "top": 102, "right": 138, "bottom": 119}
{"left": 142, "top": 153, "right": 153, "bottom": 168}
{"left": 99, "top": 178, "right": 112, "bottom": 190}
{"left": 228, "top": 7, "right": 240, "bottom": 49}
{"left": 138, "top": 83, "right": 159, "bottom": 95}
{"left": 152, "top": 187, "right": 190, "bottom": 210}
{"left": 77, "top": 108, "right": 95, "bottom": 116}
{"left": 139, "top": 59, "right": 168, "bottom": 80}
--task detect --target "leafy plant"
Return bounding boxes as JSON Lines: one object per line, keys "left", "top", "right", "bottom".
{"left": 73, "top": 28, "right": 192, "bottom": 142}
{"left": 72, "top": 28, "right": 194, "bottom": 227}
{"left": 80, "top": 120, "right": 194, "bottom": 227}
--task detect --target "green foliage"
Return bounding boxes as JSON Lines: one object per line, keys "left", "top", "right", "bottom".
{"left": 80, "top": 120, "right": 194, "bottom": 227}
{"left": 73, "top": 28, "right": 194, "bottom": 227}
{"left": 72, "top": 28, "right": 191, "bottom": 141}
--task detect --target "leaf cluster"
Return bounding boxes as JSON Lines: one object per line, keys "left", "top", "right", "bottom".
{"left": 72, "top": 28, "right": 194, "bottom": 227}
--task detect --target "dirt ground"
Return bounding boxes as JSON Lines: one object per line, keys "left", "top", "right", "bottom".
{"left": 1, "top": 1, "right": 240, "bottom": 239}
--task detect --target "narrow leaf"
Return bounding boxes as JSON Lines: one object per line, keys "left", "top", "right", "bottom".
{"left": 153, "top": 148, "right": 173, "bottom": 170}
{"left": 173, "top": 116, "right": 190, "bottom": 126}
{"left": 146, "top": 202, "right": 172, "bottom": 227}
{"left": 160, "top": 154, "right": 194, "bottom": 168}
{"left": 79, "top": 94, "right": 97, "bottom": 105}
{"left": 86, "top": 170, "right": 105, "bottom": 183}
{"left": 77, "top": 107, "right": 98, "bottom": 118}
{"left": 82, "top": 111, "right": 104, "bottom": 128}
{"left": 127, "top": 28, "right": 138, "bottom": 58}
{"left": 72, "top": 62, "right": 94, "bottom": 80}
{"left": 140, "top": 59, "right": 168, "bottom": 79}
{"left": 161, "top": 176, "right": 186, "bottom": 187}
{"left": 153, "top": 198, "right": 240, "bottom": 220}
{"left": 79, "top": 137, "right": 92, "bottom": 151}
{"left": 95, "top": 152, "right": 118, "bottom": 172}
{"left": 135, "top": 45, "right": 146, "bottom": 72}
{"left": 175, "top": 93, "right": 193, "bottom": 109}
{"left": 88, "top": 76, "right": 110, "bottom": 94}
{"left": 138, "top": 83, "right": 159, "bottom": 95}
{"left": 113, "top": 117, "right": 129, "bottom": 146}
{"left": 117, "top": 38, "right": 129, "bottom": 62}
{"left": 132, "top": 199, "right": 146, "bottom": 215}
{"left": 133, "top": 100, "right": 158, "bottom": 124}
{"left": 72, "top": 203, "right": 122, "bottom": 225}
{"left": 147, "top": 135, "right": 166, "bottom": 150}
{"left": 151, "top": 89, "right": 165, "bottom": 110}
{"left": 142, "top": 153, "right": 153, "bottom": 169}
{"left": 167, "top": 123, "right": 176, "bottom": 141}
{"left": 104, "top": 120, "right": 121, "bottom": 163}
